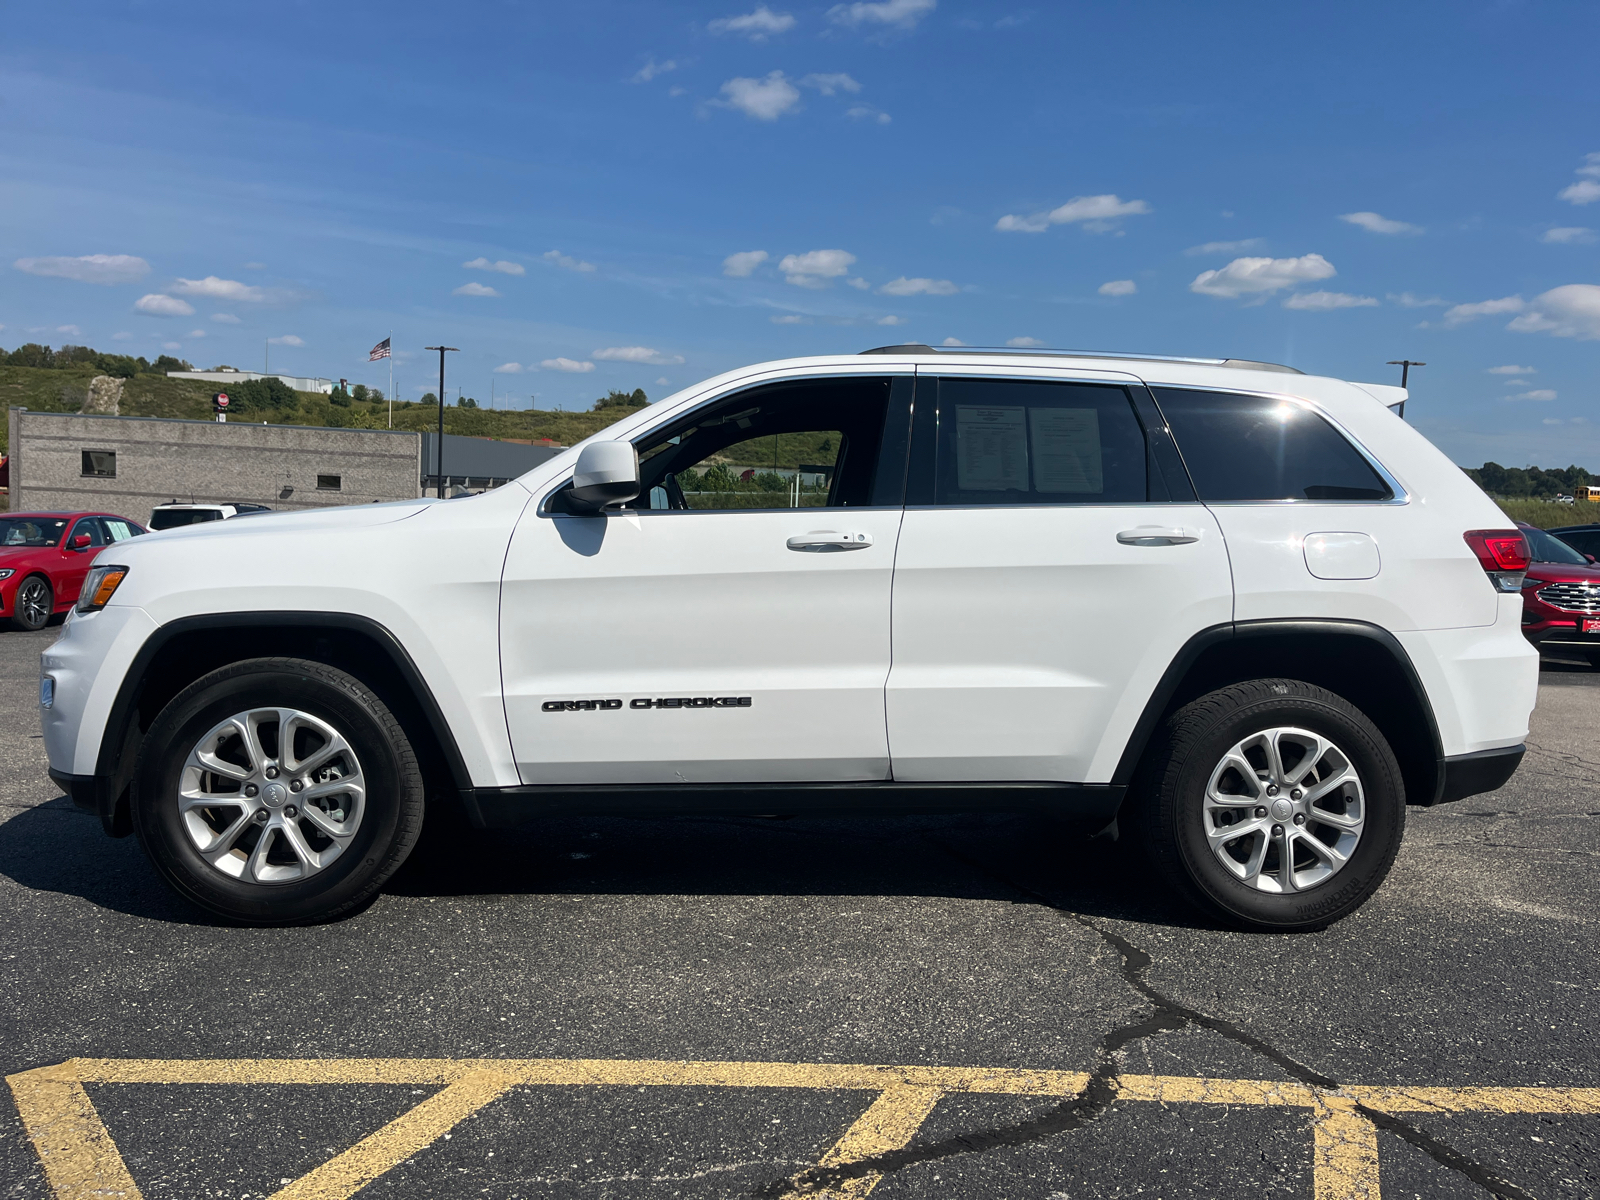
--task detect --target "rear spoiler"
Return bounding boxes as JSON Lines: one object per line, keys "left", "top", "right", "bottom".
{"left": 1352, "top": 382, "right": 1409, "bottom": 419}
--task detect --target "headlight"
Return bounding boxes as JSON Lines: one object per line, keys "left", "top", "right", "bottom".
{"left": 0, "top": 569, "right": 13, "bottom": 580}
{"left": 77, "top": 565, "right": 130, "bottom": 613}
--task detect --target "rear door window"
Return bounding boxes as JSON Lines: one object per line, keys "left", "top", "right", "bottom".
{"left": 928, "top": 378, "right": 1152, "bottom": 506}
{"left": 1154, "top": 388, "right": 1393, "bottom": 502}
{"left": 103, "top": 518, "right": 144, "bottom": 541}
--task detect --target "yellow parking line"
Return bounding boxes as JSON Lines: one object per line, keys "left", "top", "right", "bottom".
{"left": 8, "top": 1057, "right": 1600, "bottom": 1200}
{"left": 270, "top": 1068, "right": 519, "bottom": 1200}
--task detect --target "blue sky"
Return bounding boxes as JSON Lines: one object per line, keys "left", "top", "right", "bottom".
{"left": 3, "top": 0, "right": 1598, "bottom": 467}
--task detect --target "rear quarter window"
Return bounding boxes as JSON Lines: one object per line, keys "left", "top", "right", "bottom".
{"left": 1154, "top": 388, "right": 1393, "bottom": 502}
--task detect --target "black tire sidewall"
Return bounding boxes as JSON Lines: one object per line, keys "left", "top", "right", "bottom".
{"left": 17, "top": 577, "right": 52, "bottom": 631}
{"left": 1162, "top": 688, "right": 1404, "bottom": 931}
{"left": 134, "top": 664, "right": 413, "bottom": 924}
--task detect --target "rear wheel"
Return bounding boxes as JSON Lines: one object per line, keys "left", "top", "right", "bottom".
{"left": 132, "top": 657, "right": 424, "bottom": 925}
{"left": 1131, "top": 678, "right": 1405, "bottom": 932}
{"left": 11, "top": 576, "right": 52, "bottom": 631}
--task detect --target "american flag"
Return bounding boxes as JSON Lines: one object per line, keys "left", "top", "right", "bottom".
{"left": 368, "top": 337, "right": 391, "bottom": 362}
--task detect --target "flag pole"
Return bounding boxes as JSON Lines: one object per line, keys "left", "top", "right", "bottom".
{"left": 387, "top": 330, "right": 393, "bottom": 428}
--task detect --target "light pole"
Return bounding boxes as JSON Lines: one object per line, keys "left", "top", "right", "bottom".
{"left": 425, "top": 345, "right": 459, "bottom": 498}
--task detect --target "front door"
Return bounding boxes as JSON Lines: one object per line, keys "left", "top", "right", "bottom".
{"left": 500, "top": 373, "right": 912, "bottom": 785}
{"left": 885, "top": 370, "right": 1234, "bottom": 783}
{"left": 57, "top": 516, "right": 106, "bottom": 606}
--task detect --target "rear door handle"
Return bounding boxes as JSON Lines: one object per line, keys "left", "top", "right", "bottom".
{"left": 787, "top": 531, "right": 874, "bottom": 552}
{"left": 1117, "top": 527, "right": 1200, "bottom": 547}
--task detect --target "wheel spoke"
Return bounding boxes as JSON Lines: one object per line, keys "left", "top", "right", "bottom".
{"left": 301, "top": 770, "right": 364, "bottom": 803}
{"left": 1301, "top": 763, "right": 1356, "bottom": 806}
{"left": 1274, "top": 827, "right": 1298, "bottom": 892}
{"left": 298, "top": 804, "right": 354, "bottom": 840}
{"left": 1209, "top": 814, "right": 1268, "bottom": 844}
{"left": 278, "top": 819, "right": 320, "bottom": 868}
{"left": 198, "top": 812, "right": 254, "bottom": 862}
{"left": 1206, "top": 751, "right": 1265, "bottom": 805}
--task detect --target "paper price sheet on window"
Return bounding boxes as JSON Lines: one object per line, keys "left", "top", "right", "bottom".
{"left": 955, "top": 405, "right": 1103, "bottom": 495}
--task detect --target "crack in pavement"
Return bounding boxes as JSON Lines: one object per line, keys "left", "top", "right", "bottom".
{"left": 756, "top": 840, "right": 1543, "bottom": 1200}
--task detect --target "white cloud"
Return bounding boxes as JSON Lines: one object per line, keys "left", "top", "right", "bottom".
{"left": 845, "top": 105, "right": 892, "bottom": 124}
{"left": 1559, "top": 180, "right": 1600, "bottom": 205}
{"left": 1098, "top": 279, "right": 1137, "bottom": 296}
{"left": 1339, "top": 211, "right": 1423, "bottom": 235}
{"left": 718, "top": 72, "right": 802, "bottom": 120}
{"left": 771, "top": 314, "right": 810, "bottom": 324}
{"left": 1542, "top": 227, "right": 1596, "bottom": 244}
{"left": 1190, "top": 254, "right": 1336, "bottom": 298}
{"left": 1006, "top": 336, "right": 1046, "bottom": 347}
{"left": 163, "top": 341, "right": 182, "bottom": 351}
{"left": 722, "top": 250, "right": 769, "bottom": 277}
{"left": 1184, "top": 239, "right": 1264, "bottom": 256}
{"left": 1507, "top": 284, "right": 1600, "bottom": 340}
{"left": 656, "top": 376, "right": 670, "bottom": 385}
{"left": 1387, "top": 292, "right": 1449, "bottom": 308}
{"left": 593, "top": 346, "right": 685, "bottom": 365}
{"left": 1508, "top": 389, "right": 1557, "bottom": 401}
{"left": 800, "top": 73, "right": 861, "bottom": 96}
{"left": 186, "top": 328, "right": 206, "bottom": 338}
{"left": 267, "top": 334, "right": 305, "bottom": 346}
{"left": 879, "top": 276, "right": 958, "bottom": 296}
{"left": 134, "top": 293, "right": 194, "bottom": 316}
{"left": 669, "top": 86, "right": 688, "bottom": 97}
{"left": 877, "top": 315, "right": 906, "bottom": 325}
{"left": 779, "top": 248, "right": 856, "bottom": 287}
{"left": 453, "top": 281, "right": 500, "bottom": 297}
{"left": 540, "top": 357, "right": 595, "bottom": 373}
{"left": 494, "top": 362, "right": 524, "bottom": 374}
{"left": 827, "top": 0, "right": 935, "bottom": 28}
{"left": 1488, "top": 365, "right": 1536, "bottom": 375}
{"left": 171, "top": 276, "right": 266, "bottom": 302}
{"left": 243, "top": 261, "right": 266, "bottom": 270}
{"left": 14, "top": 253, "right": 150, "bottom": 284}
{"left": 632, "top": 58, "right": 677, "bottom": 82}
{"left": 212, "top": 312, "right": 241, "bottom": 324}
{"left": 846, "top": 276, "right": 871, "bottom": 289}
{"left": 112, "top": 331, "right": 133, "bottom": 340}
{"left": 463, "top": 257, "right": 525, "bottom": 275}
{"left": 1580, "top": 152, "right": 1600, "bottom": 178}
{"left": 996, "top": 194, "right": 1152, "bottom": 234}
{"left": 543, "top": 250, "right": 597, "bottom": 273}
{"left": 941, "top": 337, "right": 967, "bottom": 346}
{"left": 1441, "top": 295, "right": 1524, "bottom": 327}
{"left": 55, "top": 324, "right": 83, "bottom": 336}
{"left": 1283, "top": 290, "right": 1378, "bottom": 310}
{"left": 708, "top": 6, "right": 795, "bottom": 39}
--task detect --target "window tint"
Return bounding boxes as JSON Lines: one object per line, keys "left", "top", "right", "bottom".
{"left": 150, "top": 509, "right": 223, "bottom": 530}
{"left": 1154, "top": 388, "right": 1393, "bottom": 502}
{"left": 1524, "top": 526, "right": 1587, "bottom": 565}
{"left": 0, "top": 518, "right": 67, "bottom": 547}
{"left": 71, "top": 519, "right": 107, "bottom": 547}
{"left": 932, "top": 378, "right": 1149, "bottom": 506}
{"left": 1552, "top": 529, "right": 1600, "bottom": 559}
{"left": 568, "top": 376, "right": 899, "bottom": 513}
{"left": 81, "top": 450, "right": 116, "bottom": 477}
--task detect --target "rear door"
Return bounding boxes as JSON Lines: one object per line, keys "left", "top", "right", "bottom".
{"left": 885, "top": 369, "right": 1234, "bottom": 784}
{"left": 499, "top": 372, "right": 913, "bottom": 785}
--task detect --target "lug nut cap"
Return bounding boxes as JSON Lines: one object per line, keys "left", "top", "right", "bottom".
{"left": 244, "top": 784, "right": 258, "bottom": 797}
{"left": 290, "top": 779, "right": 303, "bottom": 792}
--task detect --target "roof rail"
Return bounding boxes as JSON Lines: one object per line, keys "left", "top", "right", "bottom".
{"left": 856, "top": 343, "right": 1303, "bottom": 375}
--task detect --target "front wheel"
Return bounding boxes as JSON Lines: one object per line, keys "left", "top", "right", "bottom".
{"left": 132, "top": 657, "right": 424, "bottom": 925}
{"left": 1131, "top": 678, "right": 1405, "bottom": 932}
{"left": 11, "top": 576, "right": 53, "bottom": 631}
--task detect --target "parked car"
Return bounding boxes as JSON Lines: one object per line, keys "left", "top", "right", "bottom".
{"left": 1, "top": 511, "right": 147, "bottom": 631}
{"left": 148, "top": 502, "right": 272, "bottom": 531}
{"left": 42, "top": 345, "right": 1538, "bottom": 931}
{"left": 1547, "top": 522, "right": 1600, "bottom": 561}
{"left": 1516, "top": 521, "right": 1600, "bottom": 666}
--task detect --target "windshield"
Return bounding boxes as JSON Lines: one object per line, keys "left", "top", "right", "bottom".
{"left": 150, "top": 509, "right": 223, "bottom": 530}
{"left": 0, "top": 518, "right": 68, "bottom": 548}
{"left": 1523, "top": 525, "right": 1588, "bottom": 565}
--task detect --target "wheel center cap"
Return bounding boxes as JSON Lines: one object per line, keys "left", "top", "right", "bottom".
{"left": 261, "top": 782, "right": 289, "bottom": 808}
{"left": 1270, "top": 797, "right": 1294, "bottom": 821}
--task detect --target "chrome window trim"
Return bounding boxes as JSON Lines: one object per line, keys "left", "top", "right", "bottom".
{"left": 1146, "top": 381, "right": 1410, "bottom": 506}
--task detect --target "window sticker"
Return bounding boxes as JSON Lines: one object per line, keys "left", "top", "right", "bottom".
{"left": 1029, "top": 407, "right": 1102, "bottom": 494}
{"left": 955, "top": 406, "right": 1028, "bottom": 491}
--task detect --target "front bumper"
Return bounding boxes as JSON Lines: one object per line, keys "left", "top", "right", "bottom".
{"left": 1522, "top": 617, "right": 1600, "bottom": 659}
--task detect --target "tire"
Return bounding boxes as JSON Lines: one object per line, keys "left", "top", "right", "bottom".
{"left": 131, "top": 657, "right": 424, "bottom": 925}
{"left": 1129, "top": 678, "right": 1405, "bottom": 932}
{"left": 11, "top": 575, "right": 53, "bottom": 631}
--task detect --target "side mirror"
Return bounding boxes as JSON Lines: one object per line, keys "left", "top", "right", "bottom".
{"left": 1587, "top": 554, "right": 1597, "bottom": 564}
{"left": 71, "top": 533, "right": 92, "bottom": 550}
{"left": 568, "top": 442, "right": 641, "bottom": 512}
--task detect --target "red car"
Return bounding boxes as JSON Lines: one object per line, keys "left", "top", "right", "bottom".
{"left": 0, "top": 511, "right": 149, "bottom": 632}
{"left": 1516, "top": 520, "right": 1600, "bottom": 666}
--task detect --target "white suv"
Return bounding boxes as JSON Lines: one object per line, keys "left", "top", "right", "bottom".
{"left": 40, "top": 346, "right": 1538, "bottom": 930}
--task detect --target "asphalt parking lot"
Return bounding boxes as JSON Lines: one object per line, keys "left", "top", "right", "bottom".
{"left": 0, "top": 625, "right": 1595, "bottom": 1200}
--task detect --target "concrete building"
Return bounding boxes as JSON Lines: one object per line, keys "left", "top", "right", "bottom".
{"left": 166, "top": 370, "right": 335, "bottom": 395}
{"left": 420, "top": 431, "right": 565, "bottom": 494}
{"left": 6, "top": 409, "right": 421, "bottom": 523}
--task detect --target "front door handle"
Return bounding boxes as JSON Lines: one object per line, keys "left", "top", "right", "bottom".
{"left": 1117, "top": 527, "right": 1199, "bottom": 547}
{"left": 787, "top": 531, "right": 874, "bottom": 552}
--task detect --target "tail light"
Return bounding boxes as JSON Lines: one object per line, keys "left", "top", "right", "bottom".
{"left": 1463, "top": 530, "right": 1529, "bottom": 593}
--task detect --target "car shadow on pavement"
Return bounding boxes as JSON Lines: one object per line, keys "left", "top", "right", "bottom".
{"left": 0, "top": 796, "right": 230, "bottom": 926}
{"left": 0, "top": 795, "right": 1211, "bottom": 930}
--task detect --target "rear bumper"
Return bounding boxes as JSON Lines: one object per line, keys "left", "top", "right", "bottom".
{"left": 1435, "top": 744, "right": 1524, "bottom": 805}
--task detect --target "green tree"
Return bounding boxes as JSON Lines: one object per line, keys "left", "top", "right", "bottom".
{"left": 229, "top": 376, "right": 299, "bottom": 413}
{"left": 150, "top": 354, "right": 194, "bottom": 374}
{"left": 420, "top": 393, "right": 438, "bottom": 405}
{"left": 753, "top": 471, "right": 785, "bottom": 492}
{"left": 329, "top": 385, "right": 352, "bottom": 408}
{"left": 457, "top": 395, "right": 478, "bottom": 408}
{"left": 593, "top": 388, "right": 647, "bottom": 411}
{"left": 699, "top": 463, "right": 737, "bottom": 491}
{"left": 351, "top": 384, "right": 369, "bottom": 402}
{"left": 6, "top": 343, "right": 54, "bottom": 368}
